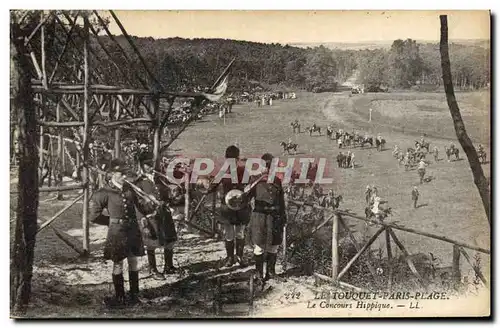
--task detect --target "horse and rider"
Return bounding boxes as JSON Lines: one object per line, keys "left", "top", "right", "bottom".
{"left": 307, "top": 123, "right": 321, "bottom": 136}
{"left": 280, "top": 137, "right": 298, "bottom": 154}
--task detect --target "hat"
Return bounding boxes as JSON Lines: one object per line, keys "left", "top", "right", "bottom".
{"left": 108, "top": 158, "right": 128, "bottom": 173}
{"left": 261, "top": 153, "right": 274, "bottom": 167}
{"left": 138, "top": 152, "right": 154, "bottom": 166}
{"left": 225, "top": 145, "right": 240, "bottom": 159}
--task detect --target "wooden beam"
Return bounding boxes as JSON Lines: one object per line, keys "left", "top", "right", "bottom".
{"left": 56, "top": 14, "right": 106, "bottom": 84}
{"left": 33, "top": 85, "right": 152, "bottom": 95}
{"left": 24, "top": 11, "right": 53, "bottom": 46}
{"left": 38, "top": 120, "right": 84, "bottom": 127}
{"left": 387, "top": 228, "right": 425, "bottom": 287}
{"left": 29, "top": 49, "right": 42, "bottom": 79}
{"left": 313, "top": 273, "right": 369, "bottom": 292}
{"left": 86, "top": 22, "right": 151, "bottom": 118}
{"left": 93, "top": 11, "right": 149, "bottom": 88}
{"left": 94, "top": 118, "right": 154, "bottom": 127}
{"left": 386, "top": 229, "right": 393, "bottom": 289}
{"left": 458, "top": 247, "right": 488, "bottom": 286}
{"left": 48, "top": 12, "right": 79, "bottom": 84}
{"left": 337, "top": 227, "right": 385, "bottom": 281}
{"left": 56, "top": 102, "right": 64, "bottom": 200}
{"left": 40, "top": 12, "right": 47, "bottom": 89}
{"left": 37, "top": 194, "right": 84, "bottom": 234}
{"left": 109, "top": 10, "right": 162, "bottom": 89}
{"left": 288, "top": 201, "right": 490, "bottom": 255}
{"left": 452, "top": 245, "right": 461, "bottom": 286}
{"left": 81, "top": 17, "right": 90, "bottom": 254}
{"left": 331, "top": 214, "right": 339, "bottom": 280}
{"left": 338, "top": 216, "right": 378, "bottom": 279}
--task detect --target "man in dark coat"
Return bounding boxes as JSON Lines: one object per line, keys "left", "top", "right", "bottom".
{"left": 206, "top": 145, "right": 251, "bottom": 267}
{"left": 135, "top": 153, "right": 178, "bottom": 280}
{"left": 248, "top": 153, "right": 287, "bottom": 281}
{"left": 89, "top": 159, "right": 145, "bottom": 307}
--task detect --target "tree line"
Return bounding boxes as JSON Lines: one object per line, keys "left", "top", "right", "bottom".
{"left": 356, "top": 39, "right": 490, "bottom": 90}
{"left": 15, "top": 14, "right": 490, "bottom": 93}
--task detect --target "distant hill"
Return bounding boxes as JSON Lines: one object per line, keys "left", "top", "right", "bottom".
{"left": 291, "top": 39, "right": 490, "bottom": 50}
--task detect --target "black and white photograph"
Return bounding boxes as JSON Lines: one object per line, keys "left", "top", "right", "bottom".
{"left": 9, "top": 9, "right": 490, "bottom": 318}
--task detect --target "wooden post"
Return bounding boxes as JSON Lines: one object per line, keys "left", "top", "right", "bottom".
{"left": 11, "top": 14, "right": 45, "bottom": 312}
{"left": 114, "top": 102, "right": 121, "bottom": 159}
{"left": 452, "top": 244, "right": 461, "bottom": 287}
{"left": 38, "top": 99, "right": 45, "bottom": 186}
{"left": 386, "top": 229, "right": 393, "bottom": 289}
{"left": 459, "top": 247, "right": 487, "bottom": 287}
{"left": 56, "top": 102, "right": 64, "bottom": 200}
{"left": 40, "top": 12, "right": 47, "bottom": 89}
{"left": 331, "top": 214, "right": 339, "bottom": 280}
{"left": 282, "top": 224, "right": 287, "bottom": 272}
{"left": 184, "top": 172, "right": 190, "bottom": 226}
{"left": 152, "top": 94, "right": 161, "bottom": 167}
{"left": 388, "top": 228, "right": 425, "bottom": 287}
{"left": 337, "top": 227, "right": 385, "bottom": 281}
{"left": 81, "top": 17, "right": 90, "bottom": 255}
{"left": 211, "top": 192, "right": 217, "bottom": 237}
{"left": 338, "top": 216, "right": 378, "bottom": 279}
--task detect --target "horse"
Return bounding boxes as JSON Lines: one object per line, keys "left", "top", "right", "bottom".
{"left": 365, "top": 206, "right": 392, "bottom": 222}
{"left": 375, "top": 138, "right": 386, "bottom": 151}
{"left": 290, "top": 121, "right": 301, "bottom": 134}
{"left": 343, "top": 133, "right": 354, "bottom": 147}
{"left": 415, "top": 140, "right": 430, "bottom": 152}
{"left": 306, "top": 125, "right": 321, "bottom": 136}
{"left": 359, "top": 136, "right": 373, "bottom": 148}
{"left": 445, "top": 146, "right": 460, "bottom": 162}
{"left": 280, "top": 141, "right": 298, "bottom": 155}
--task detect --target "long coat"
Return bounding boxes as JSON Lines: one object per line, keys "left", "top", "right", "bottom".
{"left": 249, "top": 175, "right": 287, "bottom": 247}
{"left": 89, "top": 184, "right": 144, "bottom": 262}
{"left": 134, "top": 176, "right": 177, "bottom": 249}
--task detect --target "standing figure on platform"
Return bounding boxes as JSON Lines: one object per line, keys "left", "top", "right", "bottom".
{"left": 135, "top": 153, "right": 178, "bottom": 280}
{"left": 248, "top": 153, "right": 287, "bottom": 282}
{"left": 89, "top": 159, "right": 145, "bottom": 307}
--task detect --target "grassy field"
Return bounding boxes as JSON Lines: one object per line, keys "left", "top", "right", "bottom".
{"left": 10, "top": 90, "right": 490, "bottom": 317}
{"left": 170, "top": 90, "right": 490, "bottom": 269}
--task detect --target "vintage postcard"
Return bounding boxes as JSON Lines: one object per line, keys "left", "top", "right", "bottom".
{"left": 9, "top": 10, "right": 490, "bottom": 318}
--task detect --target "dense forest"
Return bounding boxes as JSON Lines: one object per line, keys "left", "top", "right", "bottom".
{"left": 93, "top": 35, "right": 490, "bottom": 92}
{"left": 17, "top": 14, "right": 489, "bottom": 93}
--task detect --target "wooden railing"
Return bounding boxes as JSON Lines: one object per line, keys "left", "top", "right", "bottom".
{"left": 287, "top": 199, "right": 489, "bottom": 290}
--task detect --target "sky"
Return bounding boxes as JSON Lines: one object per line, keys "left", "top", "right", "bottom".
{"left": 101, "top": 10, "right": 490, "bottom": 44}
